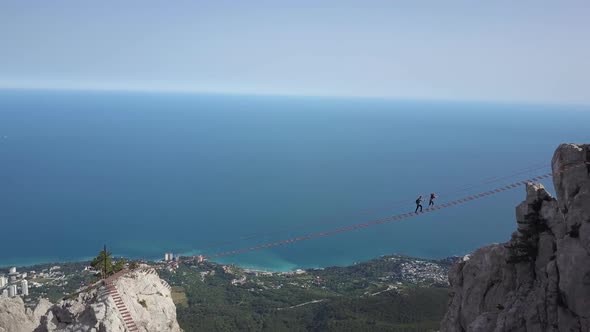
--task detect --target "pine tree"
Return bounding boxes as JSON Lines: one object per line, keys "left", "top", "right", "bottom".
{"left": 91, "top": 249, "right": 114, "bottom": 278}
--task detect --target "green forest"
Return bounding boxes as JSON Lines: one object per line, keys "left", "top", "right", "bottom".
{"left": 160, "top": 256, "right": 451, "bottom": 332}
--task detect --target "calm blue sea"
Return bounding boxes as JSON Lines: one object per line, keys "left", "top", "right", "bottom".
{"left": 1, "top": 90, "right": 588, "bottom": 270}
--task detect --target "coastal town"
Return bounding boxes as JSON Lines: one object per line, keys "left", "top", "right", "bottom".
{"left": 0, "top": 265, "right": 70, "bottom": 304}
{"left": 1, "top": 253, "right": 453, "bottom": 306}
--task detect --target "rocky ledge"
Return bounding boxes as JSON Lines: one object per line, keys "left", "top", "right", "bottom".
{"left": 441, "top": 143, "right": 590, "bottom": 332}
{"left": 1, "top": 267, "right": 182, "bottom": 332}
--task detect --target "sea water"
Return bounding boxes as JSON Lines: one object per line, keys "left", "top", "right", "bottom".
{"left": 1, "top": 89, "right": 588, "bottom": 270}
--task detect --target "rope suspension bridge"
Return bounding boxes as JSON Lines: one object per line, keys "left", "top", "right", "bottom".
{"left": 189, "top": 162, "right": 553, "bottom": 252}
{"left": 178, "top": 159, "right": 589, "bottom": 263}
{"left": 193, "top": 173, "right": 552, "bottom": 261}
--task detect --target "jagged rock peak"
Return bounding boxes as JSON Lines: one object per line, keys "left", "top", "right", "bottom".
{"left": 441, "top": 143, "right": 590, "bottom": 332}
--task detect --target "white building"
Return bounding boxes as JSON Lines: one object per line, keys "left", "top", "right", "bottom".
{"left": 21, "top": 280, "right": 29, "bottom": 296}
{"left": 0, "top": 276, "right": 7, "bottom": 288}
{"left": 164, "top": 253, "right": 174, "bottom": 261}
{"left": 8, "top": 284, "right": 17, "bottom": 297}
{"left": 8, "top": 267, "right": 18, "bottom": 282}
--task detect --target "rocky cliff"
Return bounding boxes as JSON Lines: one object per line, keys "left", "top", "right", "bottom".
{"left": 441, "top": 143, "right": 590, "bottom": 332}
{"left": 0, "top": 297, "right": 51, "bottom": 332}
{"left": 1, "top": 267, "right": 181, "bottom": 332}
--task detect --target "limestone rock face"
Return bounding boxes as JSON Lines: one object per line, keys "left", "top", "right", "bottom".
{"left": 0, "top": 296, "right": 51, "bottom": 332}
{"left": 36, "top": 268, "right": 182, "bottom": 332}
{"left": 114, "top": 270, "right": 181, "bottom": 332}
{"left": 441, "top": 143, "right": 590, "bottom": 332}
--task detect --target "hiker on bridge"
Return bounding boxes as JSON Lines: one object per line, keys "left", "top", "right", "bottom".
{"left": 415, "top": 195, "right": 423, "bottom": 213}
{"left": 429, "top": 193, "right": 437, "bottom": 207}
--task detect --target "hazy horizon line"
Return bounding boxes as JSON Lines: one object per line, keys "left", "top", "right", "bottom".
{"left": 1, "top": 85, "right": 589, "bottom": 109}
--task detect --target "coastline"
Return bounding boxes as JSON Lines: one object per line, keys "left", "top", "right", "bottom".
{"left": 0, "top": 252, "right": 459, "bottom": 275}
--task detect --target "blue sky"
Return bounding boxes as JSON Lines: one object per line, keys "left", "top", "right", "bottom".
{"left": 1, "top": 1, "right": 589, "bottom": 104}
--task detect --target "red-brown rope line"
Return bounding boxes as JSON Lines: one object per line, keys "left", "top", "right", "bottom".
{"left": 192, "top": 163, "right": 552, "bottom": 251}
{"left": 185, "top": 173, "right": 556, "bottom": 262}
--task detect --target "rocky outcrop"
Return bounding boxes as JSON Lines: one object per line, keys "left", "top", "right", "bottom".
{"left": 0, "top": 297, "right": 52, "bottom": 332}
{"left": 36, "top": 268, "right": 182, "bottom": 332}
{"left": 441, "top": 143, "right": 590, "bottom": 332}
{"left": 1, "top": 267, "right": 181, "bottom": 332}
